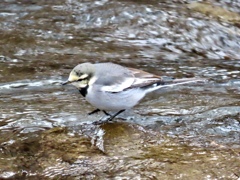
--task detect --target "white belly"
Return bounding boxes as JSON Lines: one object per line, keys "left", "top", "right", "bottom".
{"left": 85, "top": 86, "right": 146, "bottom": 111}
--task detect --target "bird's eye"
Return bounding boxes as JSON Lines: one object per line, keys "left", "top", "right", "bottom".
{"left": 77, "top": 76, "right": 88, "bottom": 82}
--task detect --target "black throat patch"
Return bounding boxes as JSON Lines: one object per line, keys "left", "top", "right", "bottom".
{"left": 79, "top": 85, "right": 88, "bottom": 97}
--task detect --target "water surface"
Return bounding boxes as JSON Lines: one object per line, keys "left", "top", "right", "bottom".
{"left": 0, "top": 0, "right": 239, "bottom": 179}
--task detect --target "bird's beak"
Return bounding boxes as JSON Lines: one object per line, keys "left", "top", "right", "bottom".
{"left": 62, "top": 80, "right": 71, "bottom": 85}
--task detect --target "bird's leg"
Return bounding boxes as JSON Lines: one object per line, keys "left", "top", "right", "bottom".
{"left": 107, "top": 109, "right": 125, "bottom": 122}
{"left": 88, "top": 109, "right": 101, "bottom": 115}
{"left": 102, "top": 110, "right": 111, "bottom": 116}
{"left": 88, "top": 109, "right": 112, "bottom": 116}
{"left": 93, "top": 110, "right": 125, "bottom": 125}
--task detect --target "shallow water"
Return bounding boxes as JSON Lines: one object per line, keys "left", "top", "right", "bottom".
{"left": 0, "top": 0, "right": 240, "bottom": 179}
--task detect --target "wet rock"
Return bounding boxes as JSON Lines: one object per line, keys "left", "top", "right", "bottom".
{"left": 188, "top": 2, "right": 240, "bottom": 24}
{"left": 1, "top": 123, "right": 239, "bottom": 179}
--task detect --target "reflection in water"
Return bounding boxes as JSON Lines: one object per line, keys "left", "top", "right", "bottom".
{"left": 0, "top": 0, "right": 240, "bottom": 179}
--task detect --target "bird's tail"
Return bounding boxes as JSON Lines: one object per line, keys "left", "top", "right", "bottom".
{"left": 144, "top": 77, "right": 206, "bottom": 93}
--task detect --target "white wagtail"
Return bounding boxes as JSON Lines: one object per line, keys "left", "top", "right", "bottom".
{"left": 63, "top": 62, "right": 204, "bottom": 123}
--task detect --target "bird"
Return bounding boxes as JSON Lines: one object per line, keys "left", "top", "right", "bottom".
{"left": 62, "top": 62, "right": 204, "bottom": 123}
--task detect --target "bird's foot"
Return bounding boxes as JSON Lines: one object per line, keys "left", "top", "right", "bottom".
{"left": 92, "top": 110, "right": 125, "bottom": 125}
{"left": 92, "top": 115, "right": 113, "bottom": 125}
{"left": 88, "top": 109, "right": 101, "bottom": 115}
{"left": 102, "top": 110, "right": 111, "bottom": 116}
{"left": 88, "top": 109, "right": 112, "bottom": 116}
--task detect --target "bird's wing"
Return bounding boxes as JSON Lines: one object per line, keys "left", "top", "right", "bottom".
{"left": 127, "top": 67, "right": 163, "bottom": 88}
{"left": 94, "top": 63, "right": 135, "bottom": 92}
{"left": 94, "top": 64, "right": 204, "bottom": 93}
{"left": 96, "top": 64, "right": 164, "bottom": 92}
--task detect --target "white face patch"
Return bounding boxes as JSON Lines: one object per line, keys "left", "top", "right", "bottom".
{"left": 68, "top": 71, "right": 79, "bottom": 82}
{"left": 79, "top": 73, "right": 89, "bottom": 80}
{"left": 72, "top": 80, "right": 88, "bottom": 89}
{"left": 68, "top": 71, "right": 90, "bottom": 89}
{"left": 88, "top": 76, "right": 97, "bottom": 86}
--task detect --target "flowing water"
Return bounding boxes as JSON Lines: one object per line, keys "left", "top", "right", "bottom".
{"left": 0, "top": 0, "right": 240, "bottom": 179}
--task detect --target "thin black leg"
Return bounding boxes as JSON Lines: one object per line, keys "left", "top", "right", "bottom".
{"left": 88, "top": 109, "right": 111, "bottom": 116}
{"left": 107, "top": 109, "right": 125, "bottom": 121}
{"left": 88, "top": 109, "right": 101, "bottom": 115}
{"left": 93, "top": 109, "right": 125, "bottom": 125}
{"left": 103, "top": 110, "right": 111, "bottom": 116}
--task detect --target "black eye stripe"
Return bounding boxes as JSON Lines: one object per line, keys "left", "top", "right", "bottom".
{"left": 77, "top": 77, "right": 88, "bottom": 81}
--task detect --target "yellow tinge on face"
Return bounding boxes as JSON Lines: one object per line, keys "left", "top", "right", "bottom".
{"left": 68, "top": 71, "right": 89, "bottom": 88}
{"left": 68, "top": 71, "right": 80, "bottom": 82}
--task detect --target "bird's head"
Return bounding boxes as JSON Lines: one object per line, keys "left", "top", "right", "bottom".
{"left": 62, "top": 63, "right": 95, "bottom": 89}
